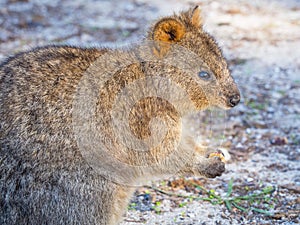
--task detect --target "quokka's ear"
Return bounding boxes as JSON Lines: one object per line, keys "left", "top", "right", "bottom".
{"left": 152, "top": 18, "right": 186, "bottom": 57}
{"left": 191, "top": 5, "right": 202, "bottom": 27}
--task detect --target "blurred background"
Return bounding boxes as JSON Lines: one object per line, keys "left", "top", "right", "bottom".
{"left": 0, "top": 0, "right": 299, "bottom": 224}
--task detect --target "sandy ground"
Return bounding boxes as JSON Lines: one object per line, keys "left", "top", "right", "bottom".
{"left": 0, "top": 0, "right": 299, "bottom": 224}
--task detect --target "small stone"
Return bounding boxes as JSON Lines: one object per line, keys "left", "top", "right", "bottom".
{"left": 236, "top": 143, "right": 243, "bottom": 148}
{"left": 246, "top": 128, "right": 252, "bottom": 134}
{"left": 264, "top": 83, "right": 270, "bottom": 89}
{"left": 132, "top": 193, "right": 153, "bottom": 211}
{"left": 187, "top": 212, "right": 195, "bottom": 218}
{"left": 207, "top": 214, "right": 214, "bottom": 219}
{"left": 270, "top": 137, "right": 288, "bottom": 145}
{"left": 267, "top": 107, "right": 275, "bottom": 113}
{"left": 247, "top": 177, "right": 254, "bottom": 182}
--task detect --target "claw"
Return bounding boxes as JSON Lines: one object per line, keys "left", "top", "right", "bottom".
{"left": 208, "top": 152, "right": 226, "bottom": 162}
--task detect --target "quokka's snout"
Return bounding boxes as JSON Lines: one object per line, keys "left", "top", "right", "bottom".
{"left": 228, "top": 93, "right": 240, "bottom": 107}
{"left": 216, "top": 75, "right": 241, "bottom": 109}
{"left": 225, "top": 83, "right": 241, "bottom": 108}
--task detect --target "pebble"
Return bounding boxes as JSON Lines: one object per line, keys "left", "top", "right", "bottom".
{"left": 270, "top": 136, "right": 288, "bottom": 145}
{"left": 132, "top": 193, "right": 152, "bottom": 211}
{"left": 236, "top": 143, "right": 243, "bottom": 148}
{"left": 267, "top": 107, "right": 275, "bottom": 113}
{"left": 246, "top": 177, "right": 254, "bottom": 182}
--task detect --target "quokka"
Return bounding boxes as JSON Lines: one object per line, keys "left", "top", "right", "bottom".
{"left": 0, "top": 6, "right": 240, "bottom": 225}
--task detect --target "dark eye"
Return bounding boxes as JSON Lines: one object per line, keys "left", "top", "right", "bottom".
{"left": 198, "top": 71, "right": 211, "bottom": 80}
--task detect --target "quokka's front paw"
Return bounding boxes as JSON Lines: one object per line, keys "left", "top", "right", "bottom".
{"left": 192, "top": 147, "right": 227, "bottom": 178}
{"left": 202, "top": 157, "right": 225, "bottom": 178}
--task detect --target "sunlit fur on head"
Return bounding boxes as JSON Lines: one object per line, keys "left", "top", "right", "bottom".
{"left": 148, "top": 6, "right": 240, "bottom": 110}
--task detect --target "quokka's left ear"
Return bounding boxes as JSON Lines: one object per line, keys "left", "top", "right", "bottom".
{"left": 152, "top": 18, "right": 186, "bottom": 57}
{"left": 191, "top": 5, "right": 202, "bottom": 27}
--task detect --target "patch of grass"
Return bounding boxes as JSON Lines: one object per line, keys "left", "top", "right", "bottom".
{"left": 290, "top": 133, "right": 300, "bottom": 145}
{"left": 147, "top": 179, "right": 276, "bottom": 216}
{"left": 247, "top": 101, "right": 267, "bottom": 110}
{"left": 178, "top": 201, "right": 188, "bottom": 208}
{"left": 128, "top": 202, "right": 137, "bottom": 211}
{"left": 196, "top": 179, "right": 275, "bottom": 215}
{"left": 152, "top": 201, "right": 162, "bottom": 214}
{"left": 277, "top": 90, "right": 286, "bottom": 96}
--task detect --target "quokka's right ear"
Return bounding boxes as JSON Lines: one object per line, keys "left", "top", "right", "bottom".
{"left": 152, "top": 18, "right": 186, "bottom": 57}
{"left": 191, "top": 5, "right": 202, "bottom": 27}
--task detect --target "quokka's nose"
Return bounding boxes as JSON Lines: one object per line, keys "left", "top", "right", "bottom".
{"left": 228, "top": 94, "right": 240, "bottom": 107}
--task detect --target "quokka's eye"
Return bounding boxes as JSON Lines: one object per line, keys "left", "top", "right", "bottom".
{"left": 198, "top": 71, "right": 211, "bottom": 80}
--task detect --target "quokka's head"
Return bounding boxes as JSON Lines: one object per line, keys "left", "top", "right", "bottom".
{"left": 147, "top": 6, "right": 240, "bottom": 110}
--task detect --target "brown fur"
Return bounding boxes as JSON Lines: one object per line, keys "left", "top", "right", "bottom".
{"left": 0, "top": 7, "right": 240, "bottom": 225}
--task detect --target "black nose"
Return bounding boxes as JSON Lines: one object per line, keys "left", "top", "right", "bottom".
{"left": 228, "top": 94, "right": 240, "bottom": 107}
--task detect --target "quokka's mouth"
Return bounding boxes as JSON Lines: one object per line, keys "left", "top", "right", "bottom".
{"left": 227, "top": 94, "right": 240, "bottom": 107}
{"left": 214, "top": 97, "right": 233, "bottom": 110}
{"left": 217, "top": 94, "right": 240, "bottom": 109}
